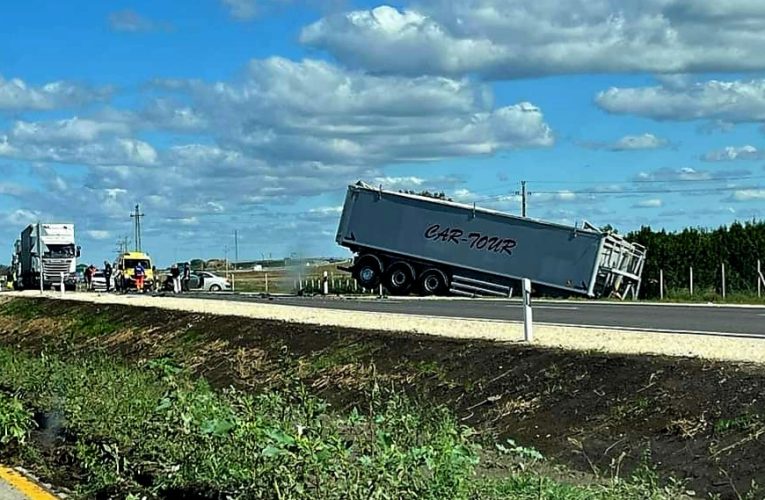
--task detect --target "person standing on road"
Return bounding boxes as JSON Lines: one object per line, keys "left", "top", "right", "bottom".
{"left": 182, "top": 262, "right": 191, "bottom": 292}
{"left": 103, "top": 261, "right": 112, "bottom": 292}
{"left": 84, "top": 264, "right": 95, "bottom": 291}
{"left": 134, "top": 262, "right": 146, "bottom": 292}
{"left": 83, "top": 265, "right": 90, "bottom": 291}
{"left": 171, "top": 264, "right": 181, "bottom": 293}
{"left": 114, "top": 266, "right": 123, "bottom": 293}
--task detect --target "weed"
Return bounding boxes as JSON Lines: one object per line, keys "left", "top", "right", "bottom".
{"left": 714, "top": 414, "right": 760, "bottom": 435}
{"left": 411, "top": 360, "right": 454, "bottom": 386}
{"left": 496, "top": 438, "right": 544, "bottom": 462}
{"left": 0, "top": 392, "right": 35, "bottom": 446}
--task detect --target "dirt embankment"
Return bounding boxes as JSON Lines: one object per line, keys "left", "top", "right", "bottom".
{"left": 1, "top": 297, "right": 764, "bottom": 498}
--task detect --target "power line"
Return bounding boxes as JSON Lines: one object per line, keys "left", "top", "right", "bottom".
{"left": 526, "top": 174, "right": 765, "bottom": 185}
{"left": 469, "top": 184, "right": 764, "bottom": 205}
{"left": 532, "top": 185, "right": 765, "bottom": 195}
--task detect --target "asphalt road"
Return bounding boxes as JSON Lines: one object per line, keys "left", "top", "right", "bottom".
{"left": 182, "top": 293, "right": 765, "bottom": 338}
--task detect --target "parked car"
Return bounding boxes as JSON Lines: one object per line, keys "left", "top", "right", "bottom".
{"left": 91, "top": 271, "right": 108, "bottom": 292}
{"left": 64, "top": 272, "right": 80, "bottom": 290}
{"left": 190, "top": 271, "right": 230, "bottom": 292}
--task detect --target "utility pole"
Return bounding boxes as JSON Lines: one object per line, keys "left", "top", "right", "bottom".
{"left": 515, "top": 181, "right": 529, "bottom": 217}
{"left": 115, "top": 235, "right": 130, "bottom": 257}
{"left": 234, "top": 230, "right": 239, "bottom": 270}
{"left": 37, "top": 221, "right": 43, "bottom": 293}
{"left": 130, "top": 204, "right": 145, "bottom": 252}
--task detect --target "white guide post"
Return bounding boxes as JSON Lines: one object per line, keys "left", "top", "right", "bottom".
{"left": 522, "top": 278, "right": 533, "bottom": 342}
{"left": 60, "top": 272, "right": 65, "bottom": 296}
{"left": 659, "top": 269, "right": 664, "bottom": 300}
{"left": 322, "top": 271, "right": 329, "bottom": 295}
{"left": 689, "top": 266, "right": 694, "bottom": 296}
{"left": 721, "top": 263, "right": 726, "bottom": 299}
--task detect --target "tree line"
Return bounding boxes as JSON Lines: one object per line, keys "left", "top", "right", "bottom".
{"left": 626, "top": 221, "right": 765, "bottom": 298}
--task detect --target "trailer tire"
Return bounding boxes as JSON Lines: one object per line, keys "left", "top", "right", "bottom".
{"left": 354, "top": 254, "right": 383, "bottom": 289}
{"left": 419, "top": 268, "right": 448, "bottom": 296}
{"left": 385, "top": 261, "right": 415, "bottom": 295}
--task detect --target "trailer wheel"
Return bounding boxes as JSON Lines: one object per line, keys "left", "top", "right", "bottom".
{"left": 354, "top": 255, "right": 382, "bottom": 289}
{"left": 420, "top": 269, "right": 448, "bottom": 296}
{"left": 385, "top": 261, "right": 415, "bottom": 295}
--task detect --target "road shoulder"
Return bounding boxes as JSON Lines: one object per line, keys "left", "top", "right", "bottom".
{"left": 0, "top": 467, "right": 59, "bottom": 500}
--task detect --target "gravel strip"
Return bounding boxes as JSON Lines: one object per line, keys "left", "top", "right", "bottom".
{"left": 6, "top": 291, "right": 765, "bottom": 364}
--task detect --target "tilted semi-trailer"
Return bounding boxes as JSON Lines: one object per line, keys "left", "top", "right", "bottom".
{"left": 336, "top": 182, "right": 646, "bottom": 299}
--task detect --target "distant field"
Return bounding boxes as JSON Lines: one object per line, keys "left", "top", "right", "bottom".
{"left": 218, "top": 261, "right": 356, "bottom": 294}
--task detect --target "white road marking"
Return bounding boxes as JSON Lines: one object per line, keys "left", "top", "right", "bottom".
{"left": 531, "top": 305, "right": 579, "bottom": 311}
{"left": 542, "top": 322, "right": 763, "bottom": 338}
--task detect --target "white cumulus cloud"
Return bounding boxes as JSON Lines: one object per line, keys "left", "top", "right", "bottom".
{"left": 220, "top": 0, "right": 257, "bottom": 20}
{"left": 702, "top": 145, "right": 763, "bottom": 162}
{"left": 108, "top": 10, "right": 164, "bottom": 32}
{"left": 633, "top": 198, "right": 663, "bottom": 208}
{"left": 301, "top": 2, "right": 765, "bottom": 79}
{"left": 584, "top": 133, "right": 668, "bottom": 151}
{"left": 85, "top": 230, "right": 112, "bottom": 240}
{"left": 730, "top": 189, "right": 765, "bottom": 201}
{"left": 0, "top": 76, "right": 110, "bottom": 111}
{"left": 597, "top": 79, "right": 765, "bottom": 122}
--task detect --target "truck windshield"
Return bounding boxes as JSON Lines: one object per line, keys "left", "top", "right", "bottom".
{"left": 45, "top": 244, "right": 76, "bottom": 258}
{"left": 124, "top": 259, "right": 151, "bottom": 270}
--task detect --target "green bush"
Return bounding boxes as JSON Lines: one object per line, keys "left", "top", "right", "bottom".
{"left": 0, "top": 392, "right": 35, "bottom": 446}
{"left": 627, "top": 221, "right": 765, "bottom": 300}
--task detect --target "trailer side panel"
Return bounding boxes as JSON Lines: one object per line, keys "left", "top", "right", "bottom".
{"left": 337, "top": 186, "right": 603, "bottom": 294}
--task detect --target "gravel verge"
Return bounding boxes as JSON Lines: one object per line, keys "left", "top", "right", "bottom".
{"left": 5, "top": 290, "right": 765, "bottom": 364}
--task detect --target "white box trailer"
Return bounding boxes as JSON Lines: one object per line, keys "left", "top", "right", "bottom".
{"left": 336, "top": 182, "right": 646, "bottom": 298}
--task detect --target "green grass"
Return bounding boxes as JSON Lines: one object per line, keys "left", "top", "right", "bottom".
{"left": 306, "top": 341, "right": 374, "bottom": 373}
{"left": 660, "top": 288, "right": 765, "bottom": 305}
{"left": 68, "top": 314, "right": 120, "bottom": 337}
{"left": 0, "top": 299, "right": 45, "bottom": 320}
{"left": 0, "top": 346, "right": 690, "bottom": 499}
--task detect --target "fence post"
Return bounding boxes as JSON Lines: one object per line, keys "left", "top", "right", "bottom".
{"left": 758, "top": 259, "right": 763, "bottom": 298}
{"left": 689, "top": 266, "right": 693, "bottom": 296}
{"left": 721, "top": 263, "right": 726, "bottom": 299}
{"left": 322, "top": 271, "right": 329, "bottom": 295}
{"left": 522, "top": 278, "right": 533, "bottom": 342}
{"left": 659, "top": 269, "right": 664, "bottom": 300}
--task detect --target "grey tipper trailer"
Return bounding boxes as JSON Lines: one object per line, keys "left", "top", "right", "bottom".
{"left": 336, "top": 182, "right": 646, "bottom": 299}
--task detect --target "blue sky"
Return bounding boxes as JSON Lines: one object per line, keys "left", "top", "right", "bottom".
{"left": 1, "top": 0, "right": 764, "bottom": 266}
